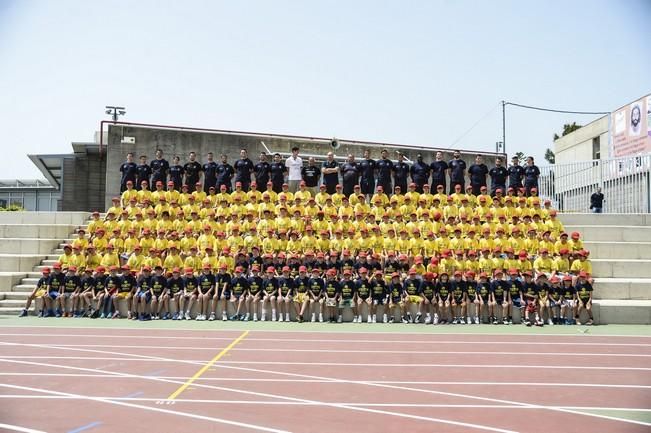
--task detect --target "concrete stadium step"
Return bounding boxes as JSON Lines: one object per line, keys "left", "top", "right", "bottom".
{"left": 0, "top": 299, "right": 25, "bottom": 307}
{"left": 559, "top": 213, "right": 651, "bottom": 226}
{"left": 22, "top": 278, "right": 41, "bottom": 285}
{"left": 565, "top": 225, "right": 651, "bottom": 242}
{"left": 0, "top": 272, "right": 27, "bottom": 292}
{"left": 0, "top": 238, "right": 65, "bottom": 255}
{"left": 595, "top": 300, "right": 651, "bottom": 324}
{"left": 0, "top": 254, "right": 47, "bottom": 273}
{"left": 0, "top": 211, "right": 89, "bottom": 225}
{"left": 594, "top": 278, "right": 651, "bottom": 300}
{"left": 0, "top": 292, "right": 29, "bottom": 301}
{"left": 12, "top": 285, "right": 36, "bottom": 293}
{"left": 583, "top": 241, "right": 651, "bottom": 259}
{"left": 591, "top": 259, "right": 651, "bottom": 278}
{"left": 0, "top": 307, "right": 22, "bottom": 315}
{"left": 0, "top": 224, "right": 78, "bottom": 239}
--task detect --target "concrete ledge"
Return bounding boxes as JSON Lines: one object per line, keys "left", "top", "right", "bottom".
{"left": 559, "top": 213, "right": 651, "bottom": 226}
{"left": 0, "top": 238, "right": 64, "bottom": 255}
{"left": 0, "top": 212, "right": 89, "bottom": 225}
{"left": 591, "top": 259, "right": 651, "bottom": 278}
{"left": 595, "top": 300, "right": 651, "bottom": 325}
{"left": 594, "top": 278, "right": 651, "bottom": 300}
{"left": 0, "top": 254, "right": 46, "bottom": 272}
{"left": 0, "top": 224, "right": 76, "bottom": 239}
{"left": 564, "top": 225, "right": 651, "bottom": 242}
{"left": 583, "top": 241, "right": 651, "bottom": 260}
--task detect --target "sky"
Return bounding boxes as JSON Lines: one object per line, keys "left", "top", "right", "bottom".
{"left": 0, "top": 0, "right": 650, "bottom": 180}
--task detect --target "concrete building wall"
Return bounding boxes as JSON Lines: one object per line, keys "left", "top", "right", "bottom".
{"left": 59, "top": 151, "right": 106, "bottom": 212}
{"left": 554, "top": 116, "right": 609, "bottom": 163}
{"left": 105, "top": 124, "right": 505, "bottom": 210}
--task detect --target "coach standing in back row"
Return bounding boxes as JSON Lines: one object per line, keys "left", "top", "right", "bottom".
{"left": 285, "top": 147, "right": 303, "bottom": 193}
{"left": 234, "top": 149, "right": 254, "bottom": 192}
{"left": 448, "top": 150, "right": 466, "bottom": 193}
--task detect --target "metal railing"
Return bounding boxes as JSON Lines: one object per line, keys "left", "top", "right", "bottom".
{"left": 537, "top": 154, "right": 651, "bottom": 213}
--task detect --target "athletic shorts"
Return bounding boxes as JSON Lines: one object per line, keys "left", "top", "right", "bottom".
{"left": 47, "top": 292, "right": 58, "bottom": 300}
{"left": 113, "top": 292, "right": 130, "bottom": 299}
{"left": 325, "top": 298, "right": 337, "bottom": 307}
{"left": 294, "top": 293, "right": 309, "bottom": 304}
{"left": 372, "top": 298, "right": 385, "bottom": 306}
{"left": 560, "top": 299, "right": 573, "bottom": 307}
{"left": 407, "top": 295, "right": 422, "bottom": 304}
{"left": 139, "top": 292, "right": 152, "bottom": 302}
{"left": 339, "top": 298, "right": 354, "bottom": 308}
{"left": 512, "top": 298, "right": 524, "bottom": 308}
{"left": 390, "top": 297, "right": 403, "bottom": 305}
{"left": 578, "top": 298, "right": 591, "bottom": 307}
{"left": 35, "top": 289, "right": 46, "bottom": 297}
{"left": 61, "top": 292, "right": 74, "bottom": 298}
{"left": 526, "top": 301, "right": 537, "bottom": 313}
{"left": 549, "top": 299, "right": 560, "bottom": 307}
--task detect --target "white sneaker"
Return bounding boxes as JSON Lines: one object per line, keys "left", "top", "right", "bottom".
{"left": 318, "top": 313, "right": 323, "bottom": 323}
{"left": 272, "top": 315, "right": 277, "bottom": 322}
{"left": 185, "top": 312, "right": 191, "bottom": 320}
{"left": 285, "top": 313, "right": 290, "bottom": 322}
{"left": 337, "top": 315, "right": 343, "bottom": 323}
{"left": 467, "top": 316, "right": 472, "bottom": 324}
{"left": 208, "top": 313, "right": 215, "bottom": 321}
{"left": 222, "top": 313, "right": 228, "bottom": 321}
{"left": 261, "top": 314, "right": 266, "bottom": 321}
{"left": 253, "top": 314, "right": 258, "bottom": 322}
{"left": 367, "top": 315, "right": 372, "bottom": 323}
{"left": 372, "top": 314, "right": 377, "bottom": 323}
{"left": 547, "top": 318, "right": 554, "bottom": 326}
{"left": 474, "top": 316, "right": 480, "bottom": 325}
{"left": 311, "top": 313, "right": 316, "bottom": 322}
{"left": 244, "top": 313, "right": 250, "bottom": 322}
{"left": 425, "top": 314, "right": 432, "bottom": 324}
{"left": 433, "top": 314, "right": 439, "bottom": 325}
{"left": 278, "top": 314, "right": 283, "bottom": 322}
{"left": 382, "top": 314, "right": 388, "bottom": 323}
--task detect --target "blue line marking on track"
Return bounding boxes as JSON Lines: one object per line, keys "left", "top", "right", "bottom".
{"left": 67, "top": 421, "right": 102, "bottom": 433}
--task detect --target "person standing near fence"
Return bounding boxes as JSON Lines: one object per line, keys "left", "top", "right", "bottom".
{"left": 590, "top": 187, "right": 604, "bottom": 213}
{"left": 508, "top": 155, "right": 525, "bottom": 191}
{"left": 523, "top": 156, "right": 540, "bottom": 196}
{"left": 285, "top": 147, "right": 303, "bottom": 193}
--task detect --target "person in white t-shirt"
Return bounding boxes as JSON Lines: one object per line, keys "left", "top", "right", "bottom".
{"left": 285, "top": 146, "right": 303, "bottom": 192}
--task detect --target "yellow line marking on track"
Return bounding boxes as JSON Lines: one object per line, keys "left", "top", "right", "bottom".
{"left": 167, "top": 330, "right": 249, "bottom": 400}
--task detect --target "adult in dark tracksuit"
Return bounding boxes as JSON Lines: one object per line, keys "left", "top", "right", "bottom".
{"left": 150, "top": 149, "right": 169, "bottom": 190}
{"left": 508, "top": 156, "right": 525, "bottom": 191}
{"left": 340, "top": 155, "right": 359, "bottom": 197}
{"left": 233, "top": 149, "right": 254, "bottom": 192}
{"left": 467, "top": 155, "right": 488, "bottom": 196}
{"left": 119, "top": 153, "right": 138, "bottom": 193}
{"left": 523, "top": 156, "right": 540, "bottom": 196}
{"left": 321, "top": 152, "right": 339, "bottom": 194}
{"left": 376, "top": 149, "right": 393, "bottom": 195}
{"left": 184, "top": 152, "right": 202, "bottom": 189}
{"left": 448, "top": 150, "right": 466, "bottom": 194}
{"left": 430, "top": 151, "right": 448, "bottom": 192}
{"left": 270, "top": 153, "right": 287, "bottom": 193}
{"left": 216, "top": 154, "right": 234, "bottom": 193}
{"left": 410, "top": 154, "right": 430, "bottom": 193}
{"left": 254, "top": 153, "right": 271, "bottom": 188}
{"left": 488, "top": 156, "right": 508, "bottom": 197}
{"left": 393, "top": 153, "right": 409, "bottom": 195}
{"left": 203, "top": 152, "right": 218, "bottom": 193}
{"left": 358, "top": 150, "right": 376, "bottom": 197}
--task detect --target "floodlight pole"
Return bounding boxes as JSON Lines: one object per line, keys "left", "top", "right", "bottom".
{"left": 105, "top": 106, "right": 126, "bottom": 123}
{"left": 501, "top": 100, "right": 506, "bottom": 155}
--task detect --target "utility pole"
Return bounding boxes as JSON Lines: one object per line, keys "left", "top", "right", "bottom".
{"left": 501, "top": 100, "right": 506, "bottom": 155}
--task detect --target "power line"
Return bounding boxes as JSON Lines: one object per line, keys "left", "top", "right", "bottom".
{"left": 505, "top": 102, "right": 609, "bottom": 115}
{"left": 446, "top": 102, "right": 501, "bottom": 150}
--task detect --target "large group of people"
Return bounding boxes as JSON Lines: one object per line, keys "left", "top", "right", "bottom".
{"left": 19, "top": 147, "right": 594, "bottom": 326}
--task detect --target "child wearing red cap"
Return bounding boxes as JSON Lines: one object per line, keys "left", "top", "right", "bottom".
{"left": 19, "top": 267, "right": 51, "bottom": 317}
{"left": 575, "top": 271, "right": 594, "bottom": 325}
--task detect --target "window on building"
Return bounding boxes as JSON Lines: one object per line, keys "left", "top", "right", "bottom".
{"left": 592, "top": 137, "right": 601, "bottom": 160}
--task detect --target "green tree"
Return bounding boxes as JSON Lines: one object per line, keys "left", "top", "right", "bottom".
{"left": 544, "top": 148, "right": 555, "bottom": 164}
{"left": 513, "top": 151, "right": 525, "bottom": 165}
{"left": 553, "top": 122, "right": 582, "bottom": 140}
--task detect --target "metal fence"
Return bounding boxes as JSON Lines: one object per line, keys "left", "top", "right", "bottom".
{"left": 537, "top": 154, "right": 651, "bottom": 213}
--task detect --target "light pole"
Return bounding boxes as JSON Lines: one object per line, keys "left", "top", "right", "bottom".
{"left": 105, "top": 106, "right": 126, "bottom": 122}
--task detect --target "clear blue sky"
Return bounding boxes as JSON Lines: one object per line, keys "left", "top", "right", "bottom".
{"left": 1, "top": 0, "right": 650, "bottom": 179}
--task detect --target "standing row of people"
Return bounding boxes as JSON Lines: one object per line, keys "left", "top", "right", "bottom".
{"left": 120, "top": 148, "right": 541, "bottom": 197}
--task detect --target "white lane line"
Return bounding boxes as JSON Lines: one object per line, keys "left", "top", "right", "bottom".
{"left": 0, "top": 373, "right": 648, "bottom": 389}
{"left": 1, "top": 324, "right": 650, "bottom": 338}
{"left": 2, "top": 332, "right": 650, "bottom": 346}
{"left": 0, "top": 383, "right": 290, "bottom": 433}
{"left": 1, "top": 395, "right": 650, "bottom": 412}
{"left": 3, "top": 341, "right": 649, "bottom": 429}
{"left": 0, "top": 423, "right": 47, "bottom": 433}
{"left": 3, "top": 343, "right": 649, "bottom": 357}
{"left": 2, "top": 355, "right": 650, "bottom": 371}
{"left": 0, "top": 359, "right": 518, "bottom": 433}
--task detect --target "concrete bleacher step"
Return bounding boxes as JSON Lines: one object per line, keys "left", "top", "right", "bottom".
{"left": 12, "top": 285, "right": 36, "bottom": 293}
{"left": 0, "top": 212, "right": 89, "bottom": 225}
{"left": 591, "top": 258, "right": 651, "bottom": 278}
{"left": 583, "top": 241, "right": 651, "bottom": 260}
{"left": 0, "top": 307, "right": 22, "bottom": 314}
{"left": 0, "top": 254, "right": 47, "bottom": 273}
{"left": 0, "top": 239, "right": 65, "bottom": 255}
{"left": 559, "top": 213, "right": 651, "bottom": 226}
{"left": 0, "top": 292, "right": 30, "bottom": 301}
{"left": 0, "top": 224, "right": 78, "bottom": 239}
{"left": 0, "top": 272, "right": 27, "bottom": 292}
{"left": 0, "top": 299, "right": 25, "bottom": 307}
{"left": 594, "top": 278, "right": 651, "bottom": 300}
{"left": 596, "top": 300, "right": 651, "bottom": 324}
{"left": 564, "top": 225, "right": 651, "bottom": 242}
